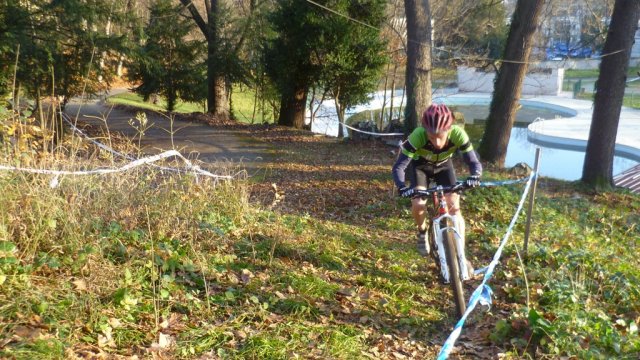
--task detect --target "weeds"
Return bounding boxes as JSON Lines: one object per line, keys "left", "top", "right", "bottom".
{"left": 1, "top": 104, "right": 639, "bottom": 358}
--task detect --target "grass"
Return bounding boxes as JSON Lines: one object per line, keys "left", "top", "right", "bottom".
{"left": 107, "top": 87, "right": 277, "bottom": 124}
{"left": 564, "top": 66, "right": 640, "bottom": 80}
{"left": 574, "top": 91, "right": 640, "bottom": 109}
{"left": 107, "top": 92, "right": 205, "bottom": 113}
{"left": 230, "top": 86, "right": 277, "bottom": 124}
{"left": 1, "top": 101, "right": 639, "bottom": 358}
{"left": 376, "top": 66, "right": 457, "bottom": 92}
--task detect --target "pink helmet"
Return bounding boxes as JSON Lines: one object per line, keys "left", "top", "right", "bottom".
{"left": 421, "top": 104, "right": 454, "bottom": 133}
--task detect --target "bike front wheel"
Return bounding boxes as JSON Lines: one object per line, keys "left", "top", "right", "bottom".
{"left": 442, "top": 217, "right": 466, "bottom": 318}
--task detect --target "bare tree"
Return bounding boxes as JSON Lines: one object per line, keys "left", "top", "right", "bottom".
{"left": 403, "top": 0, "right": 432, "bottom": 133}
{"left": 478, "top": 0, "right": 545, "bottom": 166}
{"left": 582, "top": 0, "right": 640, "bottom": 189}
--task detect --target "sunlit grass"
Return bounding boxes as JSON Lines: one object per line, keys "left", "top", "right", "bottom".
{"left": 107, "top": 87, "right": 277, "bottom": 124}
{"left": 107, "top": 92, "right": 205, "bottom": 113}
{"left": 231, "top": 86, "right": 277, "bottom": 124}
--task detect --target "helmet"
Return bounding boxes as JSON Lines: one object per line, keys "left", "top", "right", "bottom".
{"left": 421, "top": 104, "right": 454, "bottom": 133}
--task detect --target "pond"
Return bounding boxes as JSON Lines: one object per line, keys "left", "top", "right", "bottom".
{"left": 456, "top": 105, "right": 638, "bottom": 180}
{"left": 505, "top": 126, "right": 638, "bottom": 181}
{"left": 310, "top": 103, "right": 639, "bottom": 181}
{"left": 453, "top": 104, "right": 568, "bottom": 124}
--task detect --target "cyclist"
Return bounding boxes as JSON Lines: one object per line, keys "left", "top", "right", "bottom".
{"left": 391, "top": 104, "right": 482, "bottom": 270}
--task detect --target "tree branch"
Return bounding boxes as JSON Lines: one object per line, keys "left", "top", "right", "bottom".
{"left": 179, "top": 0, "right": 209, "bottom": 40}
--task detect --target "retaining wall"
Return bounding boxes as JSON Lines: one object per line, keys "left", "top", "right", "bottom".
{"left": 457, "top": 66, "right": 565, "bottom": 96}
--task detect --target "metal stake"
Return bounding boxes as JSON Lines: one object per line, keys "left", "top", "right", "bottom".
{"left": 523, "top": 147, "right": 541, "bottom": 258}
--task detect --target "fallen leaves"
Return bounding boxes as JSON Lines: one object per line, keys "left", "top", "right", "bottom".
{"left": 72, "top": 278, "right": 88, "bottom": 291}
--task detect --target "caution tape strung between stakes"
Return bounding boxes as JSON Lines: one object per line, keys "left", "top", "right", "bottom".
{"left": 61, "top": 112, "right": 206, "bottom": 175}
{"left": 61, "top": 112, "right": 136, "bottom": 161}
{"left": 0, "top": 149, "right": 233, "bottom": 188}
{"left": 437, "top": 173, "right": 536, "bottom": 360}
{"left": 0, "top": 113, "right": 236, "bottom": 188}
{"left": 341, "top": 121, "right": 403, "bottom": 137}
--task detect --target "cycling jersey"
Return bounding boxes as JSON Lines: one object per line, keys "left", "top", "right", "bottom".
{"left": 402, "top": 125, "right": 473, "bottom": 164}
{"left": 392, "top": 125, "right": 482, "bottom": 189}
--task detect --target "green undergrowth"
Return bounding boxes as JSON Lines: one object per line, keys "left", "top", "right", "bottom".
{"left": 107, "top": 92, "right": 205, "bottom": 113}
{"left": 483, "top": 184, "right": 640, "bottom": 358}
{"left": 1, "top": 126, "right": 639, "bottom": 358}
{"left": 0, "top": 156, "right": 448, "bottom": 358}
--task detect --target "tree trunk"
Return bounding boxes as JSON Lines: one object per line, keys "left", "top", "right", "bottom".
{"left": 403, "top": 0, "right": 432, "bottom": 134}
{"left": 582, "top": 0, "right": 640, "bottom": 189}
{"left": 335, "top": 95, "right": 345, "bottom": 138}
{"left": 213, "top": 75, "right": 230, "bottom": 118}
{"left": 180, "top": 0, "right": 229, "bottom": 118}
{"left": 478, "top": 0, "right": 545, "bottom": 166}
{"left": 277, "top": 85, "right": 307, "bottom": 129}
{"left": 206, "top": 37, "right": 216, "bottom": 114}
{"left": 380, "top": 62, "right": 391, "bottom": 130}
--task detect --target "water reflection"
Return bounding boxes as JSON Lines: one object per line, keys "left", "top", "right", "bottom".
{"left": 505, "top": 127, "right": 638, "bottom": 180}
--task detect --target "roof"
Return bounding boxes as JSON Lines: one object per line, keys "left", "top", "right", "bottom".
{"left": 614, "top": 164, "right": 640, "bottom": 193}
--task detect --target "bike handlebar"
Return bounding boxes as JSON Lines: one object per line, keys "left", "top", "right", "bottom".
{"left": 412, "top": 182, "right": 470, "bottom": 198}
{"left": 407, "top": 175, "right": 532, "bottom": 199}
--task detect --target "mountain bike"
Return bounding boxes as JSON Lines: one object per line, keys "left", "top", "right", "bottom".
{"left": 414, "top": 182, "right": 475, "bottom": 318}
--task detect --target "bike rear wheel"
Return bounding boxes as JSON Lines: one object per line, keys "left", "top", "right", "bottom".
{"left": 442, "top": 218, "right": 466, "bottom": 318}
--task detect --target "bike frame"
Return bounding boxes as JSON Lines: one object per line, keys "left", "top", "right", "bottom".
{"left": 430, "top": 190, "right": 471, "bottom": 282}
{"left": 420, "top": 184, "right": 472, "bottom": 283}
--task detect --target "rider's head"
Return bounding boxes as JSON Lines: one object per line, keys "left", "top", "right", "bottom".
{"left": 421, "top": 104, "right": 454, "bottom": 134}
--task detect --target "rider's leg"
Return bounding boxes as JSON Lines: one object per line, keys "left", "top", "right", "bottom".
{"left": 411, "top": 193, "right": 428, "bottom": 232}
{"left": 412, "top": 193, "right": 431, "bottom": 256}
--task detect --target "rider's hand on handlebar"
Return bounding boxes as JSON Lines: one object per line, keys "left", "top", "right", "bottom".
{"left": 398, "top": 186, "right": 415, "bottom": 198}
{"left": 465, "top": 175, "right": 481, "bottom": 188}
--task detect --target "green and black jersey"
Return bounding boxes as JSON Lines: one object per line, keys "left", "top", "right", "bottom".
{"left": 392, "top": 125, "right": 482, "bottom": 189}
{"left": 402, "top": 125, "right": 474, "bottom": 164}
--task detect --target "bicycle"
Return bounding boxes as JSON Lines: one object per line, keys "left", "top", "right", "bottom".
{"left": 413, "top": 182, "right": 476, "bottom": 318}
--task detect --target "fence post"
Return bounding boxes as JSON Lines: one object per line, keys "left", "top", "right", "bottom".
{"left": 523, "top": 147, "right": 541, "bottom": 258}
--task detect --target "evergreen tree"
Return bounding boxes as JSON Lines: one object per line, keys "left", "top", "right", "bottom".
{"left": 321, "top": 1, "right": 388, "bottom": 137}
{"left": 0, "top": 0, "right": 125, "bottom": 108}
{"left": 127, "top": 0, "right": 206, "bottom": 112}
{"left": 265, "top": 0, "right": 388, "bottom": 130}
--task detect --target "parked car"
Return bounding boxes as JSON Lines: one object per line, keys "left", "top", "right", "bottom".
{"left": 546, "top": 42, "right": 593, "bottom": 60}
{"left": 546, "top": 42, "right": 569, "bottom": 60}
{"left": 569, "top": 47, "right": 593, "bottom": 58}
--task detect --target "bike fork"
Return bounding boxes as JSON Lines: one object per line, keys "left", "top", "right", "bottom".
{"left": 434, "top": 215, "right": 471, "bottom": 282}
{"left": 451, "top": 215, "right": 471, "bottom": 281}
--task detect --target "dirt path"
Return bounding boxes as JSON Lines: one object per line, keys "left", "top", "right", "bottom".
{"left": 64, "top": 93, "right": 275, "bottom": 173}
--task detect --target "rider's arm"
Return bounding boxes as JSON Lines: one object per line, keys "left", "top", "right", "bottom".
{"left": 392, "top": 153, "right": 412, "bottom": 189}
{"left": 451, "top": 126, "right": 482, "bottom": 177}
{"left": 392, "top": 140, "right": 418, "bottom": 189}
{"left": 462, "top": 149, "right": 482, "bottom": 176}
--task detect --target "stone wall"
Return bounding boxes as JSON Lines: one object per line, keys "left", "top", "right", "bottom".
{"left": 457, "top": 66, "right": 565, "bottom": 96}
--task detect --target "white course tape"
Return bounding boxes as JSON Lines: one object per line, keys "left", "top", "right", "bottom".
{"left": 61, "top": 112, "right": 191, "bottom": 174}
{"left": 59, "top": 112, "right": 240, "bottom": 180}
{"left": 0, "top": 149, "right": 232, "bottom": 185}
{"left": 436, "top": 173, "right": 535, "bottom": 360}
{"left": 341, "top": 121, "right": 404, "bottom": 137}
